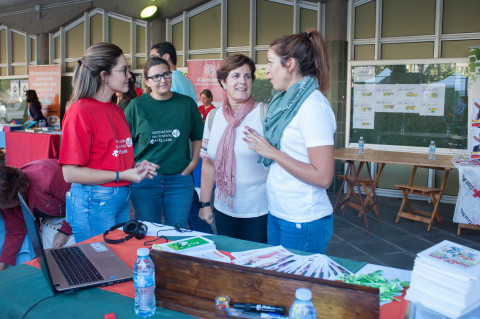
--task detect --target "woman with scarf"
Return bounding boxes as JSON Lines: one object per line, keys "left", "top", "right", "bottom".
{"left": 244, "top": 30, "right": 336, "bottom": 253}
{"left": 199, "top": 55, "right": 268, "bottom": 243}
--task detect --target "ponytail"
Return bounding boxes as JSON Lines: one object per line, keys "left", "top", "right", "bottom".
{"left": 270, "top": 29, "right": 329, "bottom": 94}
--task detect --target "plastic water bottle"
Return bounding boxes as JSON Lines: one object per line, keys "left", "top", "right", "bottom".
{"left": 358, "top": 137, "right": 365, "bottom": 155}
{"left": 134, "top": 248, "right": 156, "bottom": 317}
{"left": 289, "top": 288, "right": 317, "bottom": 319}
{"left": 428, "top": 141, "right": 436, "bottom": 161}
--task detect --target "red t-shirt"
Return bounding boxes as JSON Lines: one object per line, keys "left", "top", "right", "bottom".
{"left": 198, "top": 105, "right": 215, "bottom": 122}
{"left": 134, "top": 87, "right": 143, "bottom": 97}
{"left": 59, "top": 98, "right": 134, "bottom": 187}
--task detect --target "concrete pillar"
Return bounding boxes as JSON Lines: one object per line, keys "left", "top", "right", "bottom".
{"left": 325, "top": 0, "right": 348, "bottom": 42}
{"left": 37, "top": 33, "right": 49, "bottom": 65}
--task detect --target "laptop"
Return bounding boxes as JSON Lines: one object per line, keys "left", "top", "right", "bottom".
{"left": 18, "top": 193, "right": 133, "bottom": 294}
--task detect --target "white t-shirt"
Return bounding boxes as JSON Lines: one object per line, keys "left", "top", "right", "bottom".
{"left": 267, "top": 90, "right": 336, "bottom": 223}
{"left": 203, "top": 103, "right": 269, "bottom": 218}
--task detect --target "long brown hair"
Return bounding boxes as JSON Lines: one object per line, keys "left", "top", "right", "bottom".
{"left": 270, "top": 29, "right": 329, "bottom": 94}
{"left": 71, "top": 42, "right": 124, "bottom": 103}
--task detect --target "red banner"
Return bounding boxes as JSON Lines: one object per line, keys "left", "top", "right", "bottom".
{"left": 28, "top": 65, "right": 62, "bottom": 129}
{"left": 187, "top": 60, "right": 224, "bottom": 107}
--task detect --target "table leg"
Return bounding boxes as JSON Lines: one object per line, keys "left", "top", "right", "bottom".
{"left": 351, "top": 162, "right": 371, "bottom": 236}
{"left": 333, "top": 161, "right": 352, "bottom": 214}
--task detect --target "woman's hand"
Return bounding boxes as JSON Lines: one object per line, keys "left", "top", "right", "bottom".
{"left": 242, "top": 126, "right": 278, "bottom": 159}
{"left": 199, "top": 206, "right": 214, "bottom": 224}
{"left": 181, "top": 161, "right": 197, "bottom": 175}
{"left": 52, "top": 232, "right": 71, "bottom": 248}
{"left": 122, "top": 160, "right": 159, "bottom": 183}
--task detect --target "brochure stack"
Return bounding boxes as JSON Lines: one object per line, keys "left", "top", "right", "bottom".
{"left": 405, "top": 240, "right": 480, "bottom": 318}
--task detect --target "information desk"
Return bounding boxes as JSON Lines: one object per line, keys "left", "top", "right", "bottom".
{"left": 334, "top": 148, "right": 455, "bottom": 233}
{"left": 5, "top": 130, "right": 62, "bottom": 168}
{"left": 0, "top": 230, "right": 409, "bottom": 319}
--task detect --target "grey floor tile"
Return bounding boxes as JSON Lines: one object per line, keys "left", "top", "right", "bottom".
{"left": 370, "top": 252, "right": 416, "bottom": 270}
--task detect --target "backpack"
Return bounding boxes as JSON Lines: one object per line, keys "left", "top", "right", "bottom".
{"left": 207, "top": 102, "right": 268, "bottom": 131}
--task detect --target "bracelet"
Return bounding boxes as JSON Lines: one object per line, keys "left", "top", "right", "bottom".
{"left": 115, "top": 171, "right": 120, "bottom": 182}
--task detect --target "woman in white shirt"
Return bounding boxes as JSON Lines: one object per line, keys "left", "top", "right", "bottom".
{"left": 244, "top": 30, "right": 336, "bottom": 253}
{"left": 199, "top": 55, "right": 268, "bottom": 243}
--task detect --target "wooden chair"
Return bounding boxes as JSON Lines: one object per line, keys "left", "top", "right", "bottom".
{"left": 336, "top": 174, "right": 380, "bottom": 218}
{"left": 395, "top": 166, "right": 448, "bottom": 231}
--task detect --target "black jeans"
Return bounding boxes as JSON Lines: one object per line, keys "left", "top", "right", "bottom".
{"left": 213, "top": 207, "right": 267, "bottom": 243}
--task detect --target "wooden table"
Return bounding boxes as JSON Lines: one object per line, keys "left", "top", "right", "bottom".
{"left": 5, "top": 130, "right": 62, "bottom": 168}
{"left": 333, "top": 148, "right": 454, "bottom": 234}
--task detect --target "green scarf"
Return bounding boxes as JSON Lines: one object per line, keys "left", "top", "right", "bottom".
{"left": 260, "top": 76, "right": 318, "bottom": 166}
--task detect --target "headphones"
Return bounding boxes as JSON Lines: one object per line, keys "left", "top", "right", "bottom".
{"left": 103, "top": 220, "right": 148, "bottom": 244}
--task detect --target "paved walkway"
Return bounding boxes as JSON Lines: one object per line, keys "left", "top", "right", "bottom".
{"left": 326, "top": 192, "right": 480, "bottom": 270}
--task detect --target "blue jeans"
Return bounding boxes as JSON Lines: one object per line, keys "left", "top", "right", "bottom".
{"left": 130, "top": 173, "right": 193, "bottom": 228}
{"left": 66, "top": 183, "right": 130, "bottom": 243}
{"left": 267, "top": 213, "right": 333, "bottom": 254}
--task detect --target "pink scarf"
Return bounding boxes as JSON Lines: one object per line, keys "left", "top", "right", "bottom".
{"left": 215, "top": 95, "right": 255, "bottom": 209}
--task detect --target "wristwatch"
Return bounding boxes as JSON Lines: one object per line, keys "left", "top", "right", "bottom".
{"left": 199, "top": 201, "right": 211, "bottom": 208}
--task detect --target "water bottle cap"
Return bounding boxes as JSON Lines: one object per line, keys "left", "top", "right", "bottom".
{"left": 431, "top": 141, "right": 434, "bottom": 143}
{"left": 137, "top": 248, "right": 150, "bottom": 257}
{"left": 295, "top": 288, "right": 312, "bottom": 301}
{"left": 360, "top": 137, "right": 364, "bottom": 139}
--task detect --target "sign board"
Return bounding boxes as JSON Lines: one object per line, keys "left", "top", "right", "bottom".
{"left": 28, "top": 65, "right": 62, "bottom": 129}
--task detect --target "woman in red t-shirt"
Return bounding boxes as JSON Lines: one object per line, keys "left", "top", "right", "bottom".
{"left": 198, "top": 89, "right": 215, "bottom": 122}
{"left": 59, "top": 43, "right": 158, "bottom": 242}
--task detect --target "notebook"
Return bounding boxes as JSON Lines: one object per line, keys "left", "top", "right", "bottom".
{"left": 18, "top": 193, "right": 133, "bottom": 294}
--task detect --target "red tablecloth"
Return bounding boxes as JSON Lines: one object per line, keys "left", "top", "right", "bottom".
{"left": 5, "top": 131, "right": 61, "bottom": 167}
{"left": 27, "top": 230, "right": 409, "bottom": 318}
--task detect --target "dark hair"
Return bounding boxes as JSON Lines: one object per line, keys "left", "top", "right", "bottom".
{"left": 200, "top": 89, "right": 213, "bottom": 99}
{"left": 117, "top": 73, "right": 138, "bottom": 106}
{"left": 25, "top": 90, "right": 42, "bottom": 111}
{"left": 0, "top": 166, "right": 29, "bottom": 208}
{"left": 270, "top": 29, "right": 329, "bottom": 94}
{"left": 142, "top": 57, "right": 170, "bottom": 93}
{"left": 71, "top": 42, "right": 124, "bottom": 103}
{"left": 151, "top": 42, "right": 177, "bottom": 66}
{"left": 216, "top": 54, "right": 256, "bottom": 87}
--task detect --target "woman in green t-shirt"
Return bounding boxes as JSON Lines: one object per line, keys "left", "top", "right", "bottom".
{"left": 125, "top": 57, "right": 204, "bottom": 228}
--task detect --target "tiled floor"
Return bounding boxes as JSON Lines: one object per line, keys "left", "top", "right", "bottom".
{"left": 325, "top": 192, "right": 480, "bottom": 270}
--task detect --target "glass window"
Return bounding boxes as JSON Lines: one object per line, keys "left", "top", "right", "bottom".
{"left": 442, "top": 40, "right": 480, "bottom": 58}
{"left": 354, "top": 45, "right": 375, "bottom": 60}
{"left": 189, "top": 53, "right": 221, "bottom": 60}
{"left": 90, "top": 14, "right": 103, "bottom": 46}
{"left": 12, "top": 32, "right": 25, "bottom": 64}
{"left": 172, "top": 22, "right": 183, "bottom": 51}
{"left": 136, "top": 25, "right": 146, "bottom": 54}
{"left": 300, "top": 8, "right": 317, "bottom": 32}
{"left": 66, "top": 23, "right": 84, "bottom": 58}
{"left": 354, "top": 0, "right": 375, "bottom": 39}
{"left": 109, "top": 17, "right": 131, "bottom": 55}
{"left": 228, "top": 0, "right": 250, "bottom": 47}
{"left": 0, "top": 29, "right": 6, "bottom": 64}
{"left": 190, "top": 5, "right": 221, "bottom": 50}
{"left": 382, "top": 0, "right": 435, "bottom": 37}
{"left": 381, "top": 42, "right": 434, "bottom": 60}
{"left": 443, "top": 0, "right": 480, "bottom": 34}
{"left": 256, "top": 0, "right": 293, "bottom": 45}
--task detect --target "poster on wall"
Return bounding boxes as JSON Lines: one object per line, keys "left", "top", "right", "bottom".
{"left": 20, "top": 80, "right": 29, "bottom": 100}
{"left": 187, "top": 60, "right": 224, "bottom": 108}
{"left": 28, "top": 65, "right": 61, "bottom": 129}
{"left": 468, "top": 47, "right": 480, "bottom": 159}
{"left": 10, "top": 81, "right": 20, "bottom": 102}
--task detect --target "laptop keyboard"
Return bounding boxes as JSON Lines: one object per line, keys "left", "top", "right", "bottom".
{"left": 50, "top": 246, "right": 104, "bottom": 286}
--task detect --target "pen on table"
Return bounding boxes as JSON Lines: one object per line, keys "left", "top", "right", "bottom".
{"left": 227, "top": 308, "right": 286, "bottom": 318}
{"left": 233, "top": 303, "right": 285, "bottom": 315}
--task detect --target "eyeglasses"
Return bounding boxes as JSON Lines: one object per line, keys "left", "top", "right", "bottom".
{"left": 146, "top": 71, "right": 172, "bottom": 82}
{"left": 112, "top": 66, "right": 130, "bottom": 78}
